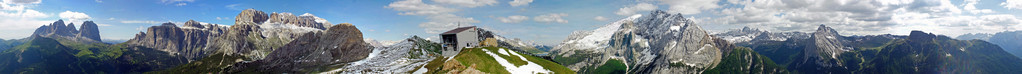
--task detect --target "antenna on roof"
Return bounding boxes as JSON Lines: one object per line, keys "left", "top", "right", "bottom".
{"left": 457, "top": 21, "right": 461, "bottom": 27}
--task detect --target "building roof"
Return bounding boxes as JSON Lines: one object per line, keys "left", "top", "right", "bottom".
{"left": 440, "top": 26, "right": 476, "bottom": 35}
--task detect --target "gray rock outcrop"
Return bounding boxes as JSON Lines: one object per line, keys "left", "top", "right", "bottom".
{"left": 551, "top": 10, "right": 731, "bottom": 74}
{"left": 233, "top": 23, "right": 372, "bottom": 73}
{"left": 123, "top": 20, "right": 227, "bottom": 60}
{"left": 30, "top": 20, "right": 102, "bottom": 43}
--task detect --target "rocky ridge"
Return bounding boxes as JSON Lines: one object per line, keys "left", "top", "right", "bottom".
{"left": 206, "top": 9, "right": 332, "bottom": 60}
{"left": 551, "top": 10, "right": 734, "bottom": 73}
{"left": 231, "top": 23, "right": 372, "bottom": 73}
{"left": 31, "top": 20, "right": 103, "bottom": 43}
{"left": 799, "top": 25, "right": 853, "bottom": 67}
{"left": 714, "top": 27, "right": 810, "bottom": 44}
{"left": 123, "top": 20, "right": 228, "bottom": 60}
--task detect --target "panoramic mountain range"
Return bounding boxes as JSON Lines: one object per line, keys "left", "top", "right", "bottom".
{"left": 0, "top": 9, "right": 1020, "bottom": 74}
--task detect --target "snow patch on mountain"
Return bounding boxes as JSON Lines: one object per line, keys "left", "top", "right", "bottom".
{"left": 483, "top": 48, "right": 553, "bottom": 74}
{"left": 559, "top": 14, "right": 642, "bottom": 51}
{"left": 320, "top": 41, "right": 436, "bottom": 74}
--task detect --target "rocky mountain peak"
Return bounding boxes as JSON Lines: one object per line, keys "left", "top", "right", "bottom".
{"left": 552, "top": 10, "right": 728, "bottom": 73}
{"left": 267, "top": 12, "right": 328, "bottom": 29}
{"left": 237, "top": 23, "right": 371, "bottom": 73}
{"left": 236, "top": 9, "right": 269, "bottom": 25}
{"left": 67, "top": 23, "right": 77, "bottom": 31}
{"left": 802, "top": 24, "right": 851, "bottom": 67}
{"left": 183, "top": 20, "right": 204, "bottom": 28}
{"left": 908, "top": 30, "right": 936, "bottom": 42}
{"left": 741, "top": 26, "right": 756, "bottom": 31}
{"left": 815, "top": 24, "right": 840, "bottom": 36}
{"left": 31, "top": 20, "right": 102, "bottom": 43}
{"left": 161, "top": 22, "right": 178, "bottom": 27}
{"left": 77, "top": 21, "right": 101, "bottom": 41}
{"left": 54, "top": 19, "right": 64, "bottom": 24}
{"left": 124, "top": 20, "right": 228, "bottom": 61}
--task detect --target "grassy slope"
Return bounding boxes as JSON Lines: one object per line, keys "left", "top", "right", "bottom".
{"left": 0, "top": 37, "right": 78, "bottom": 74}
{"left": 589, "top": 59, "right": 626, "bottom": 74}
{"left": 704, "top": 47, "right": 789, "bottom": 74}
{"left": 859, "top": 37, "right": 1022, "bottom": 74}
{"left": 426, "top": 47, "right": 573, "bottom": 74}
{"left": 0, "top": 37, "right": 191, "bottom": 74}
{"left": 148, "top": 53, "right": 245, "bottom": 74}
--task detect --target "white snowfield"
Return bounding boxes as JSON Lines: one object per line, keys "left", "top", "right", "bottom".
{"left": 320, "top": 41, "right": 435, "bottom": 74}
{"left": 482, "top": 48, "right": 553, "bottom": 74}
{"left": 561, "top": 14, "right": 643, "bottom": 51}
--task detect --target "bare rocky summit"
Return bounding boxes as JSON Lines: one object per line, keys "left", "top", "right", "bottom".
{"left": 31, "top": 20, "right": 102, "bottom": 43}
{"left": 232, "top": 23, "right": 373, "bottom": 73}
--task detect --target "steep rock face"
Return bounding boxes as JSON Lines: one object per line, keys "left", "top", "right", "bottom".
{"left": 31, "top": 20, "right": 102, "bottom": 43}
{"left": 126, "top": 23, "right": 185, "bottom": 53}
{"left": 234, "top": 23, "right": 372, "bottom": 73}
{"left": 235, "top": 9, "right": 269, "bottom": 25}
{"left": 267, "top": 12, "right": 330, "bottom": 30}
{"left": 799, "top": 25, "right": 852, "bottom": 67}
{"left": 123, "top": 21, "right": 227, "bottom": 60}
{"left": 207, "top": 9, "right": 326, "bottom": 60}
{"left": 77, "top": 21, "right": 102, "bottom": 41}
{"left": 552, "top": 10, "right": 730, "bottom": 74}
{"left": 67, "top": 23, "right": 78, "bottom": 33}
{"left": 628, "top": 10, "right": 722, "bottom": 73}
{"left": 779, "top": 25, "right": 856, "bottom": 73}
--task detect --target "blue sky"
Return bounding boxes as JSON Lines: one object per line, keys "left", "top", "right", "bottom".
{"left": 1, "top": 0, "right": 1020, "bottom": 45}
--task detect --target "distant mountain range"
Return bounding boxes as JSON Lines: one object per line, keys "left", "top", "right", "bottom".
{"left": 1, "top": 9, "right": 1020, "bottom": 74}
{"left": 718, "top": 25, "right": 1022, "bottom": 73}
{"left": 955, "top": 31, "right": 1022, "bottom": 59}
{"left": 550, "top": 10, "right": 786, "bottom": 73}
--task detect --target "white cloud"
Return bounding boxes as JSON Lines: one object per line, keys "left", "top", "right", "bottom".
{"left": 0, "top": 0, "right": 51, "bottom": 39}
{"left": 95, "top": 0, "right": 102, "bottom": 3}
{"left": 705, "top": 0, "right": 1021, "bottom": 37}
{"left": 160, "top": 0, "right": 194, "bottom": 6}
{"left": 660, "top": 0, "right": 721, "bottom": 15}
{"left": 888, "top": 13, "right": 1022, "bottom": 36}
{"left": 418, "top": 14, "right": 479, "bottom": 33}
{"left": 594, "top": 16, "right": 608, "bottom": 21}
{"left": 388, "top": 0, "right": 483, "bottom": 34}
{"left": 615, "top": 3, "right": 657, "bottom": 16}
{"left": 225, "top": 4, "right": 243, "bottom": 10}
{"left": 498, "top": 15, "right": 528, "bottom": 23}
{"left": 962, "top": 0, "right": 994, "bottom": 14}
{"left": 1004, "top": 0, "right": 1022, "bottom": 10}
{"left": 509, "top": 0, "right": 533, "bottom": 7}
{"left": 433, "top": 0, "right": 498, "bottom": 8}
{"left": 387, "top": 0, "right": 459, "bottom": 15}
{"left": 3, "top": 0, "right": 40, "bottom": 4}
{"left": 97, "top": 24, "right": 112, "bottom": 26}
{"left": 59, "top": 11, "right": 91, "bottom": 23}
{"left": 534, "top": 13, "right": 568, "bottom": 23}
{"left": 135, "top": 26, "right": 147, "bottom": 31}
{"left": 175, "top": 3, "right": 187, "bottom": 6}
{"left": 120, "top": 20, "right": 166, "bottom": 25}
{"left": 160, "top": 0, "right": 194, "bottom": 3}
